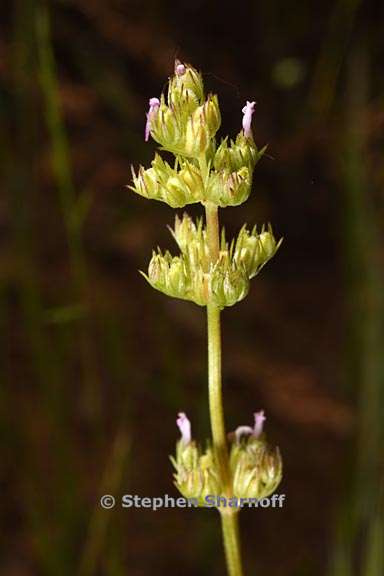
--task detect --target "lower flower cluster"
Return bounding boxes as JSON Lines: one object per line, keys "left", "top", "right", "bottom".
{"left": 142, "top": 213, "right": 281, "bottom": 308}
{"left": 171, "top": 412, "right": 282, "bottom": 507}
{"left": 170, "top": 441, "right": 221, "bottom": 507}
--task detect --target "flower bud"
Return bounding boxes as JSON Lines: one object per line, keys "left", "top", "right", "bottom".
{"left": 168, "top": 60, "right": 204, "bottom": 108}
{"left": 259, "top": 229, "right": 278, "bottom": 259}
{"left": 233, "top": 225, "right": 282, "bottom": 279}
{"left": 184, "top": 95, "right": 221, "bottom": 157}
{"left": 170, "top": 213, "right": 210, "bottom": 272}
{"left": 168, "top": 259, "right": 186, "bottom": 294}
{"left": 214, "top": 132, "right": 265, "bottom": 174}
{"left": 207, "top": 166, "right": 251, "bottom": 207}
{"left": 229, "top": 412, "right": 282, "bottom": 500}
{"left": 203, "top": 94, "right": 221, "bottom": 136}
{"left": 130, "top": 164, "right": 160, "bottom": 202}
{"left": 178, "top": 162, "right": 204, "bottom": 200}
{"left": 145, "top": 251, "right": 187, "bottom": 300}
{"left": 210, "top": 254, "right": 250, "bottom": 308}
{"left": 147, "top": 252, "right": 166, "bottom": 284}
{"left": 171, "top": 213, "right": 201, "bottom": 253}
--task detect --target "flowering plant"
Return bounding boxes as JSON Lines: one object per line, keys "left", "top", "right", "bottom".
{"left": 130, "top": 61, "right": 282, "bottom": 576}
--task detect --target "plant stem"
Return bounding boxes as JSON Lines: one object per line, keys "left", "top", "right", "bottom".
{"left": 205, "top": 200, "right": 244, "bottom": 576}
{"left": 221, "top": 511, "right": 244, "bottom": 576}
{"left": 206, "top": 296, "right": 229, "bottom": 488}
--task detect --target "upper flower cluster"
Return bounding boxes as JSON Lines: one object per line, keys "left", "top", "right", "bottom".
{"left": 130, "top": 61, "right": 265, "bottom": 209}
{"left": 130, "top": 60, "right": 281, "bottom": 308}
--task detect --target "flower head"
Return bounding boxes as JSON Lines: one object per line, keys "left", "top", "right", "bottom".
{"left": 176, "top": 412, "right": 192, "bottom": 444}
{"left": 145, "top": 97, "right": 160, "bottom": 142}
{"left": 241, "top": 100, "right": 256, "bottom": 138}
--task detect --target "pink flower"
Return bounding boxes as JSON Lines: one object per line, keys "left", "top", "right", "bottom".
{"left": 145, "top": 97, "right": 160, "bottom": 142}
{"left": 253, "top": 410, "right": 266, "bottom": 437}
{"left": 234, "top": 410, "right": 266, "bottom": 442}
{"left": 176, "top": 412, "right": 191, "bottom": 444}
{"left": 241, "top": 100, "right": 256, "bottom": 138}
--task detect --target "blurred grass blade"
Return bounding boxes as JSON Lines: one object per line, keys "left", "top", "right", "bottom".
{"left": 363, "top": 513, "right": 383, "bottom": 576}
{"left": 44, "top": 303, "right": 88, "bottom": 324}
{"left": 35, "top": 1, "right": 87, "bottom": 289}
{"left": 78, "top": 427, "right": 130, "bottom": 576}
{"left": 329, "top": 37, "right": 384, "bottom": 575}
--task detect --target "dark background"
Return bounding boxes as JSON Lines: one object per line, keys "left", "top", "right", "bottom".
{"left": 1, "top": 1, "right": 384, "bottom": 575}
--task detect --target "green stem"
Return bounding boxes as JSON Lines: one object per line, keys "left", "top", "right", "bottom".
{"left": 205, "top": 200, "right": 244, "bottom": 576}
{"left": 206, "top": 299, "right": 229, "bottom": 486}
{"left": 221, "top": 511, "right": 244, "bottom": 576}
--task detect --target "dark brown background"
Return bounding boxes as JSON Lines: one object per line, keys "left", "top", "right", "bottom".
{"left": 1, "top": 1, "right": 384, "bottom": 575}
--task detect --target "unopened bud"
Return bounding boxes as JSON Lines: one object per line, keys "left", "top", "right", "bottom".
{"left": 259, "top": 229, "right": 278, "bottom": 259}
{"left": 168, "top": 259, "right": 186, "bottom": 294}
{"left": 184, "top": 95, "right": 221, "bottom": 157}
{"left": 168, "top": 61, "right": 205, "bottom": 107}
{"left": 214, "top": 132, "right": 265, "bottom": 174}
{"left": 233, "top": 225, "right": 281, "bottom": 279}
{"left": 207, "top": 166, "right": 251, "bottom": 207}
{"left": 210, "top": 256, "right": 249, "bottom": 308}
{"left": 171, "top": 213, "right": 201, "bottom": 253}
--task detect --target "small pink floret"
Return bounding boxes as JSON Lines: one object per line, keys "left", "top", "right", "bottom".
{"left": 176, "top": 412, "right": 191, "bottom": 444}
{"left": 145, "top": 97, "right": 160, "bottom": 141}
{"left": 241, "top": 100, "right": 256, "bottom": 138}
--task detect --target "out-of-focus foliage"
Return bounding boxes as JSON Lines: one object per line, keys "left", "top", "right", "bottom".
{"left": 1, "top": 1, "right": 383, "bottom": 575}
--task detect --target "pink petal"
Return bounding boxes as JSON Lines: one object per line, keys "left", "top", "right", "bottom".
{"left": 253, "top": 410, "right": 266, "bottom": 437}
{"left": 144, "top": 97, "right": 160, "bottom": 142}
{"left": 176, "top": 412, "right": 191, "bottom": 444}
{"left": 242, "top": 100, "right": 256, "bottom": 138}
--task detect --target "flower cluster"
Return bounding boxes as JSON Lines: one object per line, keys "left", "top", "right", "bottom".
{"left": 130, "top": 61, "right": 280, "bottom": 306}
{"left": 142, "top": 213, "right": 281, "bottom": 308}
{"left": 172, "top": 411, "right": 282, "bottom": 506}
{"left": 130, "top": 61, "right": 265, "bottom": 208}
{"left": 131, "top": 154, "right": 203, "bottom": 208}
